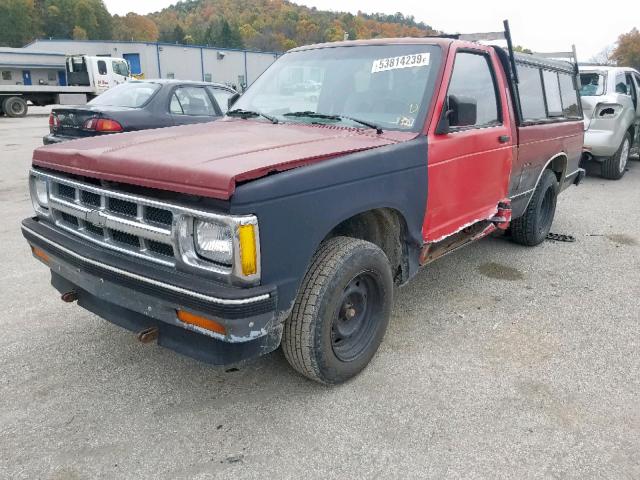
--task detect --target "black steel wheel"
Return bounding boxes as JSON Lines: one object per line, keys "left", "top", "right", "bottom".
{"left": 282, "top": 236, "right": 393, "bottom": 384}
{"left": 331, "top": 271, "right": 383, "bottom": 362}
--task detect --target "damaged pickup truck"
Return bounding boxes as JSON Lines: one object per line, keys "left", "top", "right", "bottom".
{"left": 22, "top": 26, "right": 585, "bottom": 384}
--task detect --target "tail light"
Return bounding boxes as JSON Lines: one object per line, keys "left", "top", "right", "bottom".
{"left": 82, "top": 118, "right": 124, "bottom": 132}
{"left": 48, "top": 113, "right": 59, "bottom": 132}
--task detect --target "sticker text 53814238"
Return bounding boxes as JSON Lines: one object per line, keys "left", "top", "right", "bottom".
{"left": 371, "top": 53, "right": 430, "bottom": 73}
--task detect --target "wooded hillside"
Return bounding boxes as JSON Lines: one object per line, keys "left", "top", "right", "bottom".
{"left": 0, "top": 0, "right": 437, "bottom": 51}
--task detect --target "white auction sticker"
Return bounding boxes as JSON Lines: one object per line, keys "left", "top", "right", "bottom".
{"left": 371, "top": 52, "right": 430, "bottom": 73}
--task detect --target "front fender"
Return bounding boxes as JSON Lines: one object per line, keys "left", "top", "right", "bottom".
{"left": 229, "top": 136, "right": 429, "bottom": 314}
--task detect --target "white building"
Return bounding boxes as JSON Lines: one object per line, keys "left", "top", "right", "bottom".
{"left": 24, "top": 39, "right": 280, "bottom": 89}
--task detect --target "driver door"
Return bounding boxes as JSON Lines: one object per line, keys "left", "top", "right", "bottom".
{"left": 423, "top": 47, "right": 513, "bottom": 242}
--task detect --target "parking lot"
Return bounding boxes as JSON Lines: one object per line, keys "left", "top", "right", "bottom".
{"left": 1, "top": 109, "right": 639, "bottom": 479}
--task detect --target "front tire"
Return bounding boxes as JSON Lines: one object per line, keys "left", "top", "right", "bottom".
{"left": 282, "top": 237, "right": 393, "bottom": 384}
{"left": 511, "top": 169, "right": 558, "bottom": 246}
{"left": 601, "top": 132, "right": 630, "bottom": 180}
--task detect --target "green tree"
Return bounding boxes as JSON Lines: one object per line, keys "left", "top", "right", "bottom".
{"left": 203, "top": 19, "right": 243, "bottom": 48}
{"left": 42, "top": 0, "right": 111, "bottom": 39}
{"left": 0, "top": 0, "right": 38, "bottom": 47}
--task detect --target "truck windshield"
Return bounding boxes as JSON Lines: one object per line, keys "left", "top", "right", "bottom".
{"left": 579, "top": 73, "right": 606, "bottom": 96}
{"left": 89, "top": 82, "right": 160, "bottom": 108}
{"left": 233, "top": 44, "right": 442, "bottom": 132}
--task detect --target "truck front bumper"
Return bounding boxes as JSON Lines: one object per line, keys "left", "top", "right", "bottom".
{"left": 21, "top": 217, "right": 282, "bottom": 366}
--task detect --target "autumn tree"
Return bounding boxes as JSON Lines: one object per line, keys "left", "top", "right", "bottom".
{"left": 612, "top": 28, "right": 640, "bottom": 70}
{"left": 113, "top": 13, "right": 159, "bottom": 42}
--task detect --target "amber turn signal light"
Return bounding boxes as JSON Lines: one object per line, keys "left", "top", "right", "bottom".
{"left": 238, "top": 224, "right": 257, "bottom": 276}
{"left": 31, "top": 246, "right": 50, "bottom": 264}
{"left": 176, "top": 310, "right": 226, "bottom": 335}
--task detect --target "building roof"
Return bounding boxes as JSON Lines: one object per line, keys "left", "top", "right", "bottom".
{"left": 0, "top": 47, "right": 65, "bottom": 56}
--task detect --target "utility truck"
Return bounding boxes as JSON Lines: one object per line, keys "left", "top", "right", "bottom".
{"left": 1, "top": 55, "right": 131, "bottom": 117}
{"left": 22, "top": 22, "right": 584, "bottom": 384}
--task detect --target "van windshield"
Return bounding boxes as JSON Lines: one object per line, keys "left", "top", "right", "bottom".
{"left": 89, "top": 82, "right": 160, "bottom": 108}
{"left": 579, "top": 72, "right": 606, "bottom": 96}
{"left": 233, "top": 44, "right": 442, "bottom": 132}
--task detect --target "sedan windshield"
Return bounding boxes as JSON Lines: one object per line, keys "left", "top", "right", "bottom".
{"left": 233, "top": 44, "right": 442, "bottom": 132}
{"left": 90, "top": 82, "right": 161, "bottom": 108}
{"left": 579, "top": 73, "right": 606, "bottom": 96}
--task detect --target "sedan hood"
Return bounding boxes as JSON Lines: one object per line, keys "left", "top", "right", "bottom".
{"left": 33, "top": 118, "right": 414, "bottom": 199}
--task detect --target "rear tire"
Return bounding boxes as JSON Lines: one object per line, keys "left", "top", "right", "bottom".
{"left": 601, "top": 132, "right": 630, "bottom": 180}
{"left": 3, "top": 96, "right": 28, "bottom": 118}
{"left": 282, "top": 236, "right": 393, "bottom": 384}
{"left": 511, "top": 169, "right": 558, "bottom": 246}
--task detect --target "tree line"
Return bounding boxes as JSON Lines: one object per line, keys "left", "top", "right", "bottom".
{"left": 2, "top": 0, "right": 639, "bottom": 70}
{"left": 0, "top": 0, "right": 436, "bottom": 50}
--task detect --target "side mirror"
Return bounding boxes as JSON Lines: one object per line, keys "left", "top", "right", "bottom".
{"left": 435, "top": 94, "right": 478, "bottom": 134}
{"left": 228, "top": 92, "right": 241, "bottom": 110}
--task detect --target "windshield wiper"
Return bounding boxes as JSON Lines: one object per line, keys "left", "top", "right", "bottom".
{"left": 283, "top": 111, "right": 383, "bottom": 134}
{"left": 227, "top": 108, "right": 279, "bottom": 124}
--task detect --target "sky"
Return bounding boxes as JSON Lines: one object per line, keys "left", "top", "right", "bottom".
{"left": 103, "top": 0, "right": 640, "bottom": 61}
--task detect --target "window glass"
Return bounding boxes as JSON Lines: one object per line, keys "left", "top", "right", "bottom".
{"left": 579, "top": 72, "right": 605, "bottom": 96}
{"left": 208, "top": 87, "right": 234, "bottom": 113}
{"left": 169, "top": 93, "right": 182, "bottom": 114}
{"left": 89, "top": 82, "right": 160, "bottom": 108}
{"left": 518, "top": 65, "right": 546, "bottom": 121}
{"left": 446, "top": 52, "right": 499, "bottom": 127}
{"left": 542, "top": 70, "right": 562, "bottom": 117}
{"left": 2, "top": 71, "right": 12, "bottom": 80}
{"left": 615, "top": 73, "right": 628, "bottom": 94}
{"left": 112, "top": 61, "right": 129, "bottom": 77}
{"left": 625, "top": 73, "right": 637, "bottom": 103}
{"left": 97, "top": 60, "right": 107, "bottom": 75}
{"left": 558, "top": 73, "right": 580, "bottom": 117}
{"left": 170, "top": 86, "right": 216, "bottom": 116}
{"left": 204, "top": 73, "right": 212, "bottom": 83}
{"left": 47, "top": 71, "right": 56, "bottom": 81}
{"left": 233, "top": 44, "right": 442, "bottom": 131}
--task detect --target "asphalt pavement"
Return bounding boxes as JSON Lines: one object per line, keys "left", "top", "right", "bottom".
{"left": 1, "top": 108, "right": 639, "bottom": 479}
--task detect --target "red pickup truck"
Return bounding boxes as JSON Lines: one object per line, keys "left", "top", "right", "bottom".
{"left": 22, "top": 28, "right": 584, "bottom": 384}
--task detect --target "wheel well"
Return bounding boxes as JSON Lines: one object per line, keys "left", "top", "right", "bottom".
{"left": 547, "top": 154, "right": 568, "bottom": 183}
{"left": 325, "top": 208, "right": 409, "bottom": 284}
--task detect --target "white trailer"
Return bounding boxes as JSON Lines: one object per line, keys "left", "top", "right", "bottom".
{"left": 0, "top": 55, "right": 131, "bottom": 117}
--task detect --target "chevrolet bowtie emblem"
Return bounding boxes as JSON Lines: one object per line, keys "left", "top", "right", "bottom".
{"left": 86, "top": 209, "right": 107, "bottom": 228}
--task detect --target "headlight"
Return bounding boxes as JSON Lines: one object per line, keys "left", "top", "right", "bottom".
{"left": 29, "top": 175, "right": 49, "bottom": 210}
{"left": 194, "top": 220, "right": 233, "bottom": 266}
{"left": 176, "top": 214, "right": 260, "bottom": 285}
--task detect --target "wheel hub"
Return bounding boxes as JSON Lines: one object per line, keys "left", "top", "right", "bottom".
{"left": 331, "top": 272, "right": 380, "bottom": 362}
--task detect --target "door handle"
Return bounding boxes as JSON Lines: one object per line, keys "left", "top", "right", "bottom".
{"left": 498, "top": 135, "right": 510, "bottom": 143}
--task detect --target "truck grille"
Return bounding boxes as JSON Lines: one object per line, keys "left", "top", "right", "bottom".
{"left": 44, "top": 173, "right": 177, "bottom": 266}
